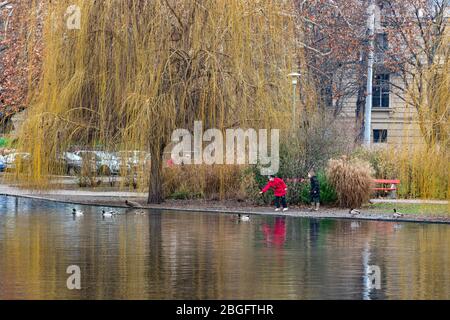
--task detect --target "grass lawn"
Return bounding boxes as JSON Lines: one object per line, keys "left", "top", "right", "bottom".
{"left": 366, "top": 202, "right": 449, "bottom": 216}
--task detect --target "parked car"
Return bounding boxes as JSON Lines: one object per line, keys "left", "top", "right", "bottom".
{"left": 59, "top": 152, "right": 83, "bottom": 175}
{"left": 4, "top": 152, "right": 31, "bottom": 171}
{"left": 116, "top": 150, "right": 151, "bottom": 173}
{"left": 0, "top": 156, "right": 6, "bottom": 172}
{"left": 74, "top": 150, "right": 120, "bottom": 175}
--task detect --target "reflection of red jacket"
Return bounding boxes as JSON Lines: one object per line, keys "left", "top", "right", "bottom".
{"left": 262, "top": 218, "right": 286, "bottom": 247}
{"left": 261, "top": 178, "right": 287, "bottom": 196}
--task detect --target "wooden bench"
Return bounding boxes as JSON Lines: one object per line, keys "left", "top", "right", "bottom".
{"left": 373, "top": 179, "right": 400, "bottom": 198}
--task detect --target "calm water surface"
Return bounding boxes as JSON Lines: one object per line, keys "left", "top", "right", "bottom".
{"left": 0, "top": 196, "right": 449, "bottom": 300}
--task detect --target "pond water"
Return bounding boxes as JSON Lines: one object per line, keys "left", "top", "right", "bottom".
{"left": 0, "top": 196, "right": 449, "bottom": 300}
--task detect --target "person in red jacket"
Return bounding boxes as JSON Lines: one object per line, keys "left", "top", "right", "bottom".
{"left": 259, "top": 175, "right": 289, "bottom": 212}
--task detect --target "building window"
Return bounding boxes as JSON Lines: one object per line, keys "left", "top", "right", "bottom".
{"left": 374, "top": 33, "right": 388, "bottom": 63}
{"left": 375, "top": 33, "right": 389, "bottom": 52}
{"left": 373, "top": 129, "right": 388, "bottom": 143}
{"left": 373, "top": 73, "right": 390, "bottom": 108}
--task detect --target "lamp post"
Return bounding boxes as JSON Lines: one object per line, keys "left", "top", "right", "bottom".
{"left": 288, "top": 72, "right": 301, "bottom": 130}
{"left": 364, "top": 0, "right": 375, "bottom": 146}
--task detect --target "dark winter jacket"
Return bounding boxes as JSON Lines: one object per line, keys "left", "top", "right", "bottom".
{"left": 310, "top": 176, "right": 320, "bottom": 196}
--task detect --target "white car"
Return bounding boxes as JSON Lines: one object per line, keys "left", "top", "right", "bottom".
{"left": 74, "top": 150, "right": 120, "bottom": 175}
{"left": 0, "top": 155, "right": 6, "bottom": 172}
{"left": 60, "top": 152, "right": 83, "bottom": 175}
{"left": 4, "top": 152, "right": 31, "bottom": 171}
{"left": 116, "top": 150, "right": 151, "bottom": 172}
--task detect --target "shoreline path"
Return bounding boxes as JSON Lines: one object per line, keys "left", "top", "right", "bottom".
{"left": 0, "top": 184, "right": 448, "bottom": 224}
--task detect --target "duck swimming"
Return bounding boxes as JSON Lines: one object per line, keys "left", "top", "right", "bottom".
{"left": 101, "top": 210, "right": 117, "bottom": 218}
{"left": 238, "top": 214, "right": 250, "bottom": 222}
{"left": 72, "top": 208, "right": 84, "bottom": 216}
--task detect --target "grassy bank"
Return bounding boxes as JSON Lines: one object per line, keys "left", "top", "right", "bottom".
{"left": 366, "top": 202, "right": 449, "bottom": 216}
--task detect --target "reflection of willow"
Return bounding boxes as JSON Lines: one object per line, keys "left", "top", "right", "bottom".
{"left": 117, "top": 213, "right": 156, "bottom": 299}
{"left": 15, "top": 0, "right": 298, "bottom": 203}
{"left": 1, "top": 201, "right": 449, "bottom": 299}
{"left": 0, "top": 202, "right": 60, "bottom": 299}
{"left": 383, "top": 224, "right": 450, "bottom": 299}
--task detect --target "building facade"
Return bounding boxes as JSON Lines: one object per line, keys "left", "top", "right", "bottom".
{"left": 337, "top": 2, "right": 448, "bottom": 147}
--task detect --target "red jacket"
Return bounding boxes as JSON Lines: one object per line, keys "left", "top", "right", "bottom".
{"left": 261, "top": 177, "right": 287, "bottom": 197}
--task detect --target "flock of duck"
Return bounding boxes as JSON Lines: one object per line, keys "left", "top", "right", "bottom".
{"left": 71, "top": 201, "right": 147, "bottom": 219}
{"left": 72, "top": 208, "right": 251, "bottom": 221}
{"left": 75, "top": 200, "right": 144, "bottom": 218}
{"left": 72, "top": 206, "right": 251, "bottom": 222}
{"left": 72, "top": 200, "right": 404, "bottom": 221}
{"left": 73, "top": 199, "right": 252, "bottom": 221}
{"left": 72, "top": 208, "right": 124, "bottom": 218}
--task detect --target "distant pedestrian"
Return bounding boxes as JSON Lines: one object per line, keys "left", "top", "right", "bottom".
{"left": 260, "top": 175, "right": 288, "bottom": 212}
{"left": 308, "top": 170, "right": 320, "bottom": 211}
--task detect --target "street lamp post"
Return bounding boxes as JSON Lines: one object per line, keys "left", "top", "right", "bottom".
{"left": 364, "top": 0, "right": 376, "bottom": 146}
{"left": 288, "top": 72, "right": 301, "bottom": 130}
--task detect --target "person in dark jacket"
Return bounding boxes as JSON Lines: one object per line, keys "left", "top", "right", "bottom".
{"left": 308, "top": 170, "right": 320, "bottom": 211}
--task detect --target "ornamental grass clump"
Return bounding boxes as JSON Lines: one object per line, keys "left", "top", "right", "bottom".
{"left": 326, "top": 156, "right": 374, "bottom": 208}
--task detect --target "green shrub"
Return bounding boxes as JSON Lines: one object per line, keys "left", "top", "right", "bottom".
{"left": 317, "top": 171, "right": 338, "bottom": 204}
{"left": 296, "top": 181, "right": 311, "bottom": 204}
{"left": 248, "top": 165, "right": 337, "bottom": 205}
{"left": 0, "top": 137, "right": 10, "bottom": 148}
{"left": 169, "top": 190, "right": 191, "bottom": 200}
{"left": 286, "top": 172, "right": 337, "bottom": 205}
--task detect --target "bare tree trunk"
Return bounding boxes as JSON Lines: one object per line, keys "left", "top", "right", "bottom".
{"left": 147, "top": 147, "right": 164, "bottom": 204}
{"left": 355, "top": 83, "right": 366, "bottom": 142}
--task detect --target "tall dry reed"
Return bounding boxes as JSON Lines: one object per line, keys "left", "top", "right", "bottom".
{"left": 326, "top": 156, "right": 374, "bottom": 208}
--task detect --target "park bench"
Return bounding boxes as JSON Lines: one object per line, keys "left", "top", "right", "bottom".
{"left": 373, "top": 179, "right": 400, "bottom": 198}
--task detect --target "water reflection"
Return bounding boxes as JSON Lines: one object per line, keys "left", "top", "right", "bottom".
{"left": 262, "top": 217, "right": 286, "bottom": 247}
{"left": 0, "top": 196, "right": 449, "bottom": 300}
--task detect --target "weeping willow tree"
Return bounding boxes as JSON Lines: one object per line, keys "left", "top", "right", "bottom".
{"left": 409, "top": 41, "right": 449, "bottom": 148}
{"left": 16, "top": 0, "right": 298, "bottom": 203}
{"left": 395, "top": 35, "right": 450, "bottom": 200}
